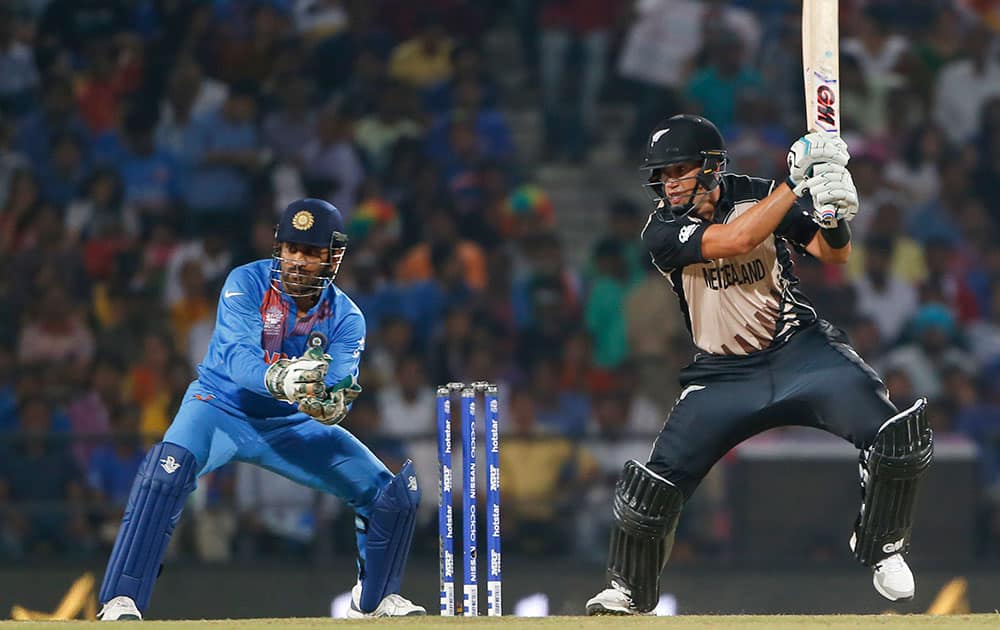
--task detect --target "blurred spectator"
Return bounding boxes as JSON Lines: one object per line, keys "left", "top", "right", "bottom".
{"left": 428, "top": 306, "right": 474, "bottom": 385}
{"left": 956, "top": 364, "right": 1000, "bottom": 502}
{"left": 586, "top": 238, "right": 636, "bottom": 369}
{"left": 529, "top": 357, "right": 590, "bottom": 437}
{"left": 17, "top": 284, "right": 95, "bottom": 367}
{"left": 396, "top": 208, "right": 487, "bottom": 290}
{"left": 35, "top": 0, "right": 131, "bottom": 68}
{"left": 880, "top": 304, "right": 975, "bottom": 400}
{"left": 263, "top": 76, "right": 318, "bottom": 165}
{"left": 367, "top": 316, "right": 416, "bottom": 390}
{"left": 425, "top": 41, "right": 498, "bottom": 115}
{"left": 499, "top": 386, "right": 597, "bottom": 553}
{"left": 116, "top": 108, "right": 182, "bottom": 233}
{"left": 684, "top": 32, "right": 763, "bottom": 135}
{"left": 170, "top": 259, "right": 213, "bottom": 354}
{"left": 512, "top": 233, "right": 581, "bottom": 337}
{"left": 388, "top": 12, "right": 453, "bottom": 89}
{"left": 163, "top": 228, "right": 232, "bottom": 308}
{"left": 846, "top": 202, "right": 927, "bottom": 285}
{"left": 65, "top": 167, "right": 130, "bottom": 245}
{"left": 179, "top": 81, "right": 264, "bottom": 232}
{"left": 973, "top": 96, "right": 1000, "bottom": 220}
{"left": 37, "top": 131, "right": 86, "bottom": 208}
{"left": 0, "top": 7, "right": 39, "bottom": 116}
{"left": 156, "top": 57, "right": 229, "bottom": 157}
{"left": 14, "top": 77, "right": 89, "bottom": 169}
{"left": 538, "top": 0, "right": 616, "bottom": 162}
{"left": 885, "top": 124, "right": 946, "bottom": 209}
{"left": 933, "top": 26, "right": 1000, "bottom": 145}
{"left": 236, "top": 462, "right": 336, "bottom": 558}
{"left": 86, "top": 404, "right": 144, "bottom": 545}
{"left": 921, "top": 237, "right": 980, "bottom": 323}
{"left": 300, "top": 101, "right": 365, "bottom": 215}
{"left": 851, "top": 236, "right": 919, "bottom": 345}
{"left": 0, "top": 116, "right": 28, "bottom": 207}
{"left": 64, "top": 356, "right": 122, "bottom": 471}
{"left": 968, "top": 284, "right": 1000, "bottom": 366}
{"left": 0, "top": 399, "right": 91, "bottom": 556}
{"left": 375, "top": 353, "right": 436, "bottom": 439}
{"left": 214, "top": 4, "right": 291, "bottom": 85}
{"left": 354, "top": 80, "right": 422, "bottom": 176}
{"left": 0, "top": 347, "right": 15, "bottom": 433}
{"left": 74, "top": 40, "right": 141, "bottom": 135}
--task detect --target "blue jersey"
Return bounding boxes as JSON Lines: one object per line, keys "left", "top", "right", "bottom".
{"left": 193, "top": 259, "right": 366, "bottom": 419}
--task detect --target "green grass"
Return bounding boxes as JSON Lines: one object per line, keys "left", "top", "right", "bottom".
{"left": 2, "top": 616, "right": 998, "bottom": 629}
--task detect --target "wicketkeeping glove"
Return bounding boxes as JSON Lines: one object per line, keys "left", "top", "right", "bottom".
{"left": 786, "top": 132, "right": 850, "bottom": 195}
{"left": 264, "top": 353, "right": 331, "bottom": 402}
{"left": 805, "top": 162, "right": 859, "bottom": 226}
{"left": 298, "top": 374, "right": 363, "bottom": 426}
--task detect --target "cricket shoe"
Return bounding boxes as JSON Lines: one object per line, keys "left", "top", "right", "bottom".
{"left": 97, "top": 596, "right": 142, "bottom": 621}
{"left": 585, "top": 584, "right": 650, "bottom": 616}
{"left": 346, "top": 583, "right": 426, "bottom": 618}
{"left": 849, "top": 532, "right": 915, "bottom": 601}
{"left": 872, "top": 554, "right": 915, "bottom": 601}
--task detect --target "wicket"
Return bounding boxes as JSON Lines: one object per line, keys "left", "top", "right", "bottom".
{"left": 436, "top": 382, "right": 501, "bottom": 617}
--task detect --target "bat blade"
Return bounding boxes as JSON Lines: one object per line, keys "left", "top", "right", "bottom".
{"left": 802, "top": 0, "right": 840, "bottom": 136}
{"left": 802, "top": 0, "right": 841, "bottom": 227}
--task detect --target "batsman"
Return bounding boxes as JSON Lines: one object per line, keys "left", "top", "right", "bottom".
{"left": 586, "top": 115, "right": 933, "bottom": 615}
{"left": 97, "top": 199, "right": 425, "bottom": 620}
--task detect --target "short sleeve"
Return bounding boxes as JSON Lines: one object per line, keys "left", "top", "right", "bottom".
{"left": 775, "top": 200, "right": 820, "bottom": 250}
{"left": 640, "top": 213, "right": 708, "bottom": 270}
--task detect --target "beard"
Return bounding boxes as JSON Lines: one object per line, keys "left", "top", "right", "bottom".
{"left": 281, "top": 266, "right": 324, "bottom": 294}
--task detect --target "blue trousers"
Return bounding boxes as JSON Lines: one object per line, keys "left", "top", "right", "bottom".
{"left": 166, "top": 383, "right": 392, "bottom": 557}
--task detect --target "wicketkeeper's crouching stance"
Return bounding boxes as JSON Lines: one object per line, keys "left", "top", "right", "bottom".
{"left": 97, "top": 200, "right": 425, "bottom": 620}
{"left": 586, "top": 115, "right": 933, "bottom": 615}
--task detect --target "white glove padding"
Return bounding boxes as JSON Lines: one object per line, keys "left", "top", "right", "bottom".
{"left": 298, "top": 375, "right": 362, "bottom": 425}
{"left": 264, "top": 356, "right": 330, "bottom": 402}
{"left": 806, "top": 162, "right": 859, "bottom": 226}
{"left": 787, "top": 132, "right": 850, "bottom": 191}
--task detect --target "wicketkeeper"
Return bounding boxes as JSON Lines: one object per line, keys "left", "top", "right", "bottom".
{"left": 97, "top": 199, "right": 425, "bottom": 620}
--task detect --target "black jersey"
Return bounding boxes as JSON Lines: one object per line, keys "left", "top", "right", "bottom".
{"left": 640, "top": 173, "right": 821, "bottom": 356}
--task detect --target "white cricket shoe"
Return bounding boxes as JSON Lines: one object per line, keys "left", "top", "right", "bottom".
{"left": 346, "top": 583, "right": 426, "bottom": 618}
{"left": 97, "top": 596, "right": 142, "bottom": 621}
{"left": 873, "top": 554, "right": 915, "bottom": 601}
{"left": 586, "top": 585, "right": 648, "bottom": 616}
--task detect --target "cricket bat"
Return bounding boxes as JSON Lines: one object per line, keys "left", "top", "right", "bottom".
{"left": 802, "top": 0, "right": 840, "bottom": 227}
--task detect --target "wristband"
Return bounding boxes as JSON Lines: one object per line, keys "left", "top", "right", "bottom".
{"left": 820, "top": 221, "right": 851, "bottom": 249}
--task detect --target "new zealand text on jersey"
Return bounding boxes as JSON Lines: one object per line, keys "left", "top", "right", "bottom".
{"left": 702, "top": 258, "right": 767, "bottom": 290}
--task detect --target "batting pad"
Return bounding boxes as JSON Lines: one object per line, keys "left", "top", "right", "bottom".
{"left": 359, "top": 459, "right": 420, "bottom": 612}
{"left": 99, "top": 442, "right": 198, "bottom": 611}
{"left": 853, "top": 399, "right": 933, "bottom": 566}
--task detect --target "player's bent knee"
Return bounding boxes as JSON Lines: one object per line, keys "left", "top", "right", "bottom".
{"left": 607, "top": 460, "right": 684, "bottom": 613}
{"left": 358, "top": 460, "right": 420, "bottom": 613}
{"left": 853, "top": 399, "right": 933, "bottom": 566}
{"left": 98, "top": 442, "right": 198, "bottom": 611}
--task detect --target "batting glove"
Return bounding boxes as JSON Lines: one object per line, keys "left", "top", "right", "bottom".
{"left": 786, "top": 132, "right": 850, "bottom": 195}
{"left": 805, "top": 162, "right": 859, "bottom": 226}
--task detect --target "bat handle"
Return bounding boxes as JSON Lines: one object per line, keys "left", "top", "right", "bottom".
{"left": 817, "top": 209, "right": 838, "bottom": 229}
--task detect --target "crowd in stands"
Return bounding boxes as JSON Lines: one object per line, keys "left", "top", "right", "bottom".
{"left": 0, "top": 0, "right": 998, "bottom": 563}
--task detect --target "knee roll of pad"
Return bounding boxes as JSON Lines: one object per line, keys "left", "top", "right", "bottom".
{"left": 359, "top": 460, "right": 421, "bottom": 613}
{"left": 98, "top": 442, "right": 198, "bottom": 611}
{"left": 607, "top": 460, "right": 684, "bottom": 613}
{"left": 853, "top": 399, "right": 933, "bottom": 566}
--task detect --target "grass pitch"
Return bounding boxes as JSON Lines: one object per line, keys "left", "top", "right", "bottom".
{"left": 1, "top": 616, "right": 997, "bottom": 629}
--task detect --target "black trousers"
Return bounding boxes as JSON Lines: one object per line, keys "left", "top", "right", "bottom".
{"left": 649, "top": 320, "right": 896, "bottom": 499}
